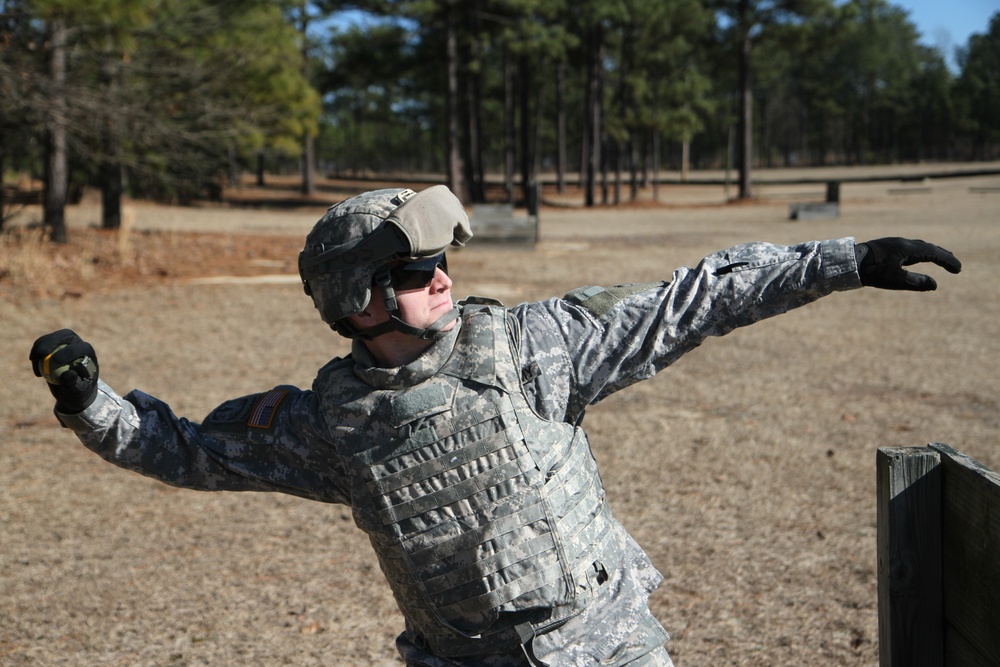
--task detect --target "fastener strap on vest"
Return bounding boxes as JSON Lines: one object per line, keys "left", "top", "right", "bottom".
{"left": 369, "top": 428, "right": 516, "bottom": 496}
{"left": 404, "top": 501, "right": 550, "bottom": 569}
{"left": 358, "top": 397, "right": 512, "bottom": 465}
{"left": 435, "top": 561, "right": 568, "bottom": 614}
{"left": 420, "top": 619, "right": 547, "bottom": 658}
{"left": 378, "top": 452, "right": 537, "bottom": 525}
{"left": 421, "top": 532, "right": 560, "bottom": 596}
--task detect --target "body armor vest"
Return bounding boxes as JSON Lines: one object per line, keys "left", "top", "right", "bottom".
{"left": 315, "top": 304, "right": 625, "bottom": 657}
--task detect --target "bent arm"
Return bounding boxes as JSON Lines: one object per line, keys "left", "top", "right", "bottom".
{"left": 56, "top": 380, "right": 349, "bottom": 504}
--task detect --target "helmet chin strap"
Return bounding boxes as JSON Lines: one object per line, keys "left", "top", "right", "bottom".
{"left": 333, "top": 266, "right": 459, "bottom": 341}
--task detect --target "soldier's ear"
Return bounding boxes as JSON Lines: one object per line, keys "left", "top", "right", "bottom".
{"left": 350, "top": 297, "right": 390, "bottom": 327}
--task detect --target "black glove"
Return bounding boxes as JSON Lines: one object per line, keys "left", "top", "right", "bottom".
{"left": 29, "top": 329, "right": 100, "bottom": 413}
{"left": 855, "top": 237, "right": 961, "bottom": 291}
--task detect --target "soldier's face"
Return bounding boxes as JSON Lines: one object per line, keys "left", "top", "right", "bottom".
{"left": 366, "top": 265, "right": 456, "bottom": 333}
{"left": 395, "top": 265, "right": 456, "bottom": 331}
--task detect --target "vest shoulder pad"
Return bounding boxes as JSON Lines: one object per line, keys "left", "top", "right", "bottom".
{"left": 312, "top": 355, "right": 354, "bottom": 388}
{"left": 563, "top": 282, "right": 664, "bottom": 317}
{"left": 459, "top": 295, "right": 505, "bottom": 307}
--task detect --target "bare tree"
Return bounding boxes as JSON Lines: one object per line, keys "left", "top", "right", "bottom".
{"left": 445, "top": 2, "right": 465, "bottom": 202}
{"left": 297, "top": 1, "right": 316, "bottom": 196}
{"left": 584, "top": 24, "right": 603, "bottom": 208}
{"left": 44, "top": 17, "right": 69, "bottom": 243}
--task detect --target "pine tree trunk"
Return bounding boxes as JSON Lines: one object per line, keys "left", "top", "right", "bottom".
{"left": 463, "top": 55, "right": 485, "bottom": 203}
{"left": 301, "top": 135, "right": 315, "bottom": 195}
{"left": 652, "top": 131, "right": 661, "bottom": 201}
{"left": 0, "top": 139, "right": 7, "bottom": 232}
{"left": 584, "top": 26, "right": 603, "bottom": 208}
{"left": 445, "top": 6, "right": 464, "bottom": 201}
{"left": 503, "top": 48, "right": 515, "bottom": 203}
{"left": 299, "top": 4, "right": 316, "bottom": 196}
{"left": 98, "top": 57, "right": 123, "bottom": 229}
{"left": 100, "top": 160, "right": 123, "bottom": 229}
{"left": 629, "top": 135, "right": 639, "bottom": 202}
{"left": 518, "top": 56, "right": 532, "bottom": 206}
{"left": 45, "top": 17, "right": 69, "bottom": 243}
{"left": 556, "top": 62, "right": 566, "bottom": 194}
{"left": 737, "top": 0, "right": 753, "bottom": 200}
{"left": 681, "top": 139, "right": 690, "bottom": 183}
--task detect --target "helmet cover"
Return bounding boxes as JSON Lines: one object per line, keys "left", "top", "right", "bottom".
{"left": 302, "top": 188, "right": 413, "bottom": 325}
{"left": 300, "top": 186, "right": 472, "bottom": 330}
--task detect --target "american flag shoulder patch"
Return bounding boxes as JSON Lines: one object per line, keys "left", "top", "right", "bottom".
{"left": 248, "top": 389, "right": 289, "bottom": 429}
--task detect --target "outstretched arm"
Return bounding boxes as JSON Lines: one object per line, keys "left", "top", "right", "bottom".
{"left": 513, "top": 237, "right": 960, "bottom": 423}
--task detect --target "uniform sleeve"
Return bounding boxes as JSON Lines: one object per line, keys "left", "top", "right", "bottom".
{"left": 55, "top": 380, "right": 351, "bottom": 504}
{"left": 512, "top": 237, "right": 861, "bottom": 423}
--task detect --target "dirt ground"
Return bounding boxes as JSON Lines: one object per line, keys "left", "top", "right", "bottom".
{"left": 2, "top": 168, "right": 999, "bottom": 666}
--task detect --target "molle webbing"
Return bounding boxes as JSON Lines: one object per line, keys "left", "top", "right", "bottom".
{"left": 327, "top": 304, "right": 625, "bottom": 656}
{"left": 357, "top": 388, "right": 568, "bottom": 625}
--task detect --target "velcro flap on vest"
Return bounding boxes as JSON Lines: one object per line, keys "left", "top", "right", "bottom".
{"left": 389, "top": 383, "right": 455, "bottom": 427}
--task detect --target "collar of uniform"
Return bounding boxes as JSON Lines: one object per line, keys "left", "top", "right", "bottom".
{"left": 351, "top": 319, "right": 462, "bottom": 389}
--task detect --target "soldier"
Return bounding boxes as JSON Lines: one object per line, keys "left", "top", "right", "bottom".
{"left": 30, "top": 185, "right": 960, "bottom": 666}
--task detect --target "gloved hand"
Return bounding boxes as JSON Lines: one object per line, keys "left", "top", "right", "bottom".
{"left": 855, "top": 237, "right": 961, "bottom": 291}
{"left": 29, "top": 329, "right": 100, "bottom": 413}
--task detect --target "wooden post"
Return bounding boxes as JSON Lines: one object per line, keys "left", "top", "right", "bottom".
{"left": 826, "top": 181, "right": 841, "bottom": 204}
{"left": 877, "top": 447, "right": 943, "bottom": 667}
{"left": 930, "top": 443, "right": 1000, "bottom": 667}
{"left": 724, "top": 125, "right": 734, "bottom": 200}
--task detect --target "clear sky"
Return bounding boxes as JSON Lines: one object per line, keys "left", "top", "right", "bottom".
{"left": 892, "top": 0, "right": 997, "bottom": 65}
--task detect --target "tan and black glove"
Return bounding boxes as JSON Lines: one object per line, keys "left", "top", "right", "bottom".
{"left": 30, "top": 329, "right": 100, "bottom": 413}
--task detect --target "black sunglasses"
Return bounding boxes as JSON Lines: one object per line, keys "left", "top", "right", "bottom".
{"left": 389, "top": 253, "right": 448, "bottom": 291}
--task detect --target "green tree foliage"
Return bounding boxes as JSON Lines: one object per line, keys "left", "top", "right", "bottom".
{"left": 706, "top": 0, "right": 831, "bottom": 197}
{"left": 954, "top": 12, "right": 1000, "bottom": 158}
{"left": 780, "top": 4, "right": 926, "bottom": 168}
{"left": 0, "top": 3, "right": 42, "bottom": 206}
{"left": 1, "top": 0, "right": 318, "bottom": 239}
{"left": 836, "top": 0, "right": 925, "bottom": 163}
{"left": 605, "top": 0, "right": 714, "bottom": 197}
{"left": 97, "top": 0, "right": 320, "bottom": 202}
{"left": 319, "top": 20, "right": 437, "bottom": 174}
{"left": 321, "top": 0, "right": 717, "bottom": 206}
{"left": 315, "top": 1, "right": 997, "bottom": 203}
{"left": 5, "top": 0, "right": 997, "bottom": 225}
{"left": 692, "top": 0, "right": 985, "bottom": 174}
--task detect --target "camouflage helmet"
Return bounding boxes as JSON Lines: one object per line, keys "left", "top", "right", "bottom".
{"left": 299, "top": 186, "right": 472, "bottom": 339}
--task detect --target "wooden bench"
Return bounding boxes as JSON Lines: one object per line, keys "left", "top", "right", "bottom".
{"left": 789, "top": 181, "right": 840, "bottom": 220}
{"left": 469, "top": 203, "right": 537, "bottom": 245}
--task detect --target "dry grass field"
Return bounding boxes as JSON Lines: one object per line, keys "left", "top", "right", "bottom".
{"left": 2, "top": 168, "right": 999, "bottom": 666}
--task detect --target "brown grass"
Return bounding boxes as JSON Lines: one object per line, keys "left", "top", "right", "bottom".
{"left": 1, "top": 226, "right": 304, "bottom": 300}
{"left": 2, "top": 170, "right": 999, "bottom": 666}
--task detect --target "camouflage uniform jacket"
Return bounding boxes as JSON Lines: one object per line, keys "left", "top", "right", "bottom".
{"left": 56, "top": 238, "right": 861, "bottom": 665}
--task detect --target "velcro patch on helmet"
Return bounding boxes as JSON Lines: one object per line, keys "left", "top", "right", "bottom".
{"left": 391, "top": 189, "right": 417, "bottom": 206}
{"left": 564, "top": 282, "right": 666, "bottom": 318}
